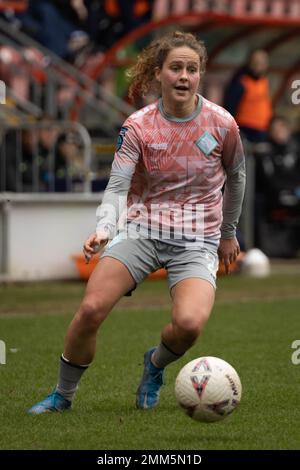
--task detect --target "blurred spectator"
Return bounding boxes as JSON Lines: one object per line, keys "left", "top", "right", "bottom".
{"left": 223, "top": 49, "right": 273, "bottom": 143}
{"left": 65, "top": 29, "right": 91, "bottom": 64}
{"left": 86, "top": 0, "right": 153, "bottom": 51}
{"left": 71, "top": 0, "right": 88, "bottom": 21}
{"left": 53, "top": 131, "right": 85, "bottom": 191}
{"left": 104, "top": 0, "right": 152, "bottom": 36}
{"left": 0, "top": 46, "right": 28, "bottom": 100}
{"left": 2, "top": 128, "right": 42, "bottom": 191}
{"left": 19, "top": 0, "right": 89, "bottom": 59}
{"left": 37, "top": 115, "right": 59, "bottom": 189}
{"left": 255, "top": 116, "right": 300, "bottom": 208}
{"left": 17, "top": 1, "right": 154, "bottom": 59}
{"left": 0, "top": 45, "right": 48, "bottom": 107}
{"left": 292, "top": 115, "right": 300, "bottom": 148}
{"left": 1, "top": 123, "right": 86, "bottom": 193}
{"left": 254, "top": 116, "right": 300, "bottom": 256}
{"left": 38, "top": 116, "right": 58, "bottom": 158}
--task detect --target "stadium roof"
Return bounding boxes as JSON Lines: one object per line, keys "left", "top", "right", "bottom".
{"left": 92, "top": 3, "right": 300, "bottom": 121}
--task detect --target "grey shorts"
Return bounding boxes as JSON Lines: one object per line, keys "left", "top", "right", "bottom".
{"left": 101, "top": 235, "right": 219, "bottom": 291}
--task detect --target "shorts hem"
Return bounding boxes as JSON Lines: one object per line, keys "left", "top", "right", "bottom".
{"left": 169, "top": 275, "right": 216, "bottom": 291}
{"left": 101, "top": 252, "right": 142, "bottom": 284}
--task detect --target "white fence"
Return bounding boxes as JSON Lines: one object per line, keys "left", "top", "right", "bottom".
{"left": 0, "top": 193, "right": 102, "bottom": 280}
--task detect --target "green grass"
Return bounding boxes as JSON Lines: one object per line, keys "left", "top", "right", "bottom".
{"left": 1, "top": 274, "right": 300, "bottom": 450}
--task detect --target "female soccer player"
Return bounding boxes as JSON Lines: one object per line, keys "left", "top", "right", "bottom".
{"left": 29, "top": 31, "right": 246, "bottom": 413}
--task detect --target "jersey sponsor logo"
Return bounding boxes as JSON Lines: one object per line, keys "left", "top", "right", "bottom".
{"left": 195, "top": 131, "right": 218, "bottom": 156}
{"left": 147, "top": 143, "right": 168, "bottom": 150}
{"left": 116, "top": 126, "right": 128, "bottom": 152}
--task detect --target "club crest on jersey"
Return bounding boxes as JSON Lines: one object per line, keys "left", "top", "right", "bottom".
{"left": 116, "top": 126, "right": 128, "bottom": 152}
{"left": 195, "top": 131, "right": 218, "bottom": 156}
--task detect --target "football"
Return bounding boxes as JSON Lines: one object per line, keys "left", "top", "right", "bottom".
{"left": 175, "top": 356, "right": 242, "bottom": 423}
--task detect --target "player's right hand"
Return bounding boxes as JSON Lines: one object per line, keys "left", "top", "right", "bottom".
{"left": 83, "top": 231, "right": 109, "bottom": 264}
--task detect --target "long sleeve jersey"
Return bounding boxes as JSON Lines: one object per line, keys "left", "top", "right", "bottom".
{"left": 96, "top": 95, "right": 246, "bottom": 250}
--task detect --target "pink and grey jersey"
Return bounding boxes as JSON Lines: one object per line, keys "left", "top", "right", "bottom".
{"left": 96, "top": 95, "right": 246, "bottom": 248}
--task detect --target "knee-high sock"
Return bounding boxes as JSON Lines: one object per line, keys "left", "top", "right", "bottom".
{"left": 56, "top": 354, "right": 90, "bottom": 401}
{"left": 151, "top": 342, "right": 183, "bottom": 369}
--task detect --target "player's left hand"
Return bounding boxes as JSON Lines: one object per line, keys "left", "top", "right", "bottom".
{"left": 218, "top": 237, "right": 240, "bottom": 275}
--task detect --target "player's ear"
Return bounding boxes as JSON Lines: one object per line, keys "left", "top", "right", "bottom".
{"left": 154, "top": 67, "right": 161, "bottom": 83}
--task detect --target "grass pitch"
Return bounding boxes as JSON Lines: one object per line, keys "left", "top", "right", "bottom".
{"left": 0, "top": 273, "right": 300, "bottom": 450}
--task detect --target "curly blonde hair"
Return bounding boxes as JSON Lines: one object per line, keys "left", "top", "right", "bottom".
{"left": 127, "top": 31, "right": 207, "bottom": 102}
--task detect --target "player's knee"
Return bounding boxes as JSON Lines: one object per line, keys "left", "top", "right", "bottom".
{"left": 77, "top": 298, "right": 110, "bottom": 331}
{"left": 174, "top": 311, "right": 209, "bottom": 340}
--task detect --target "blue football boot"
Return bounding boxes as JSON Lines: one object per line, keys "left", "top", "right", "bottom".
{"left": 28, "top": 390, "right": 71, "bottom": 414}
{"left": 136, "top": 348, "right": 164, "bottom": 409}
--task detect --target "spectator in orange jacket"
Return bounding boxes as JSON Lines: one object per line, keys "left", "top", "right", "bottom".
{"left": 223, "top": 49, "right": 273, "bottom": 143}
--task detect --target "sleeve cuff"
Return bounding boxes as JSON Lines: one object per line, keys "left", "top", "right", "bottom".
{"left": 220, "top": 229, "right": 236, "bottom": 240}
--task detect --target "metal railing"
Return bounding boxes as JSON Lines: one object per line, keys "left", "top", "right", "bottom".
{"left": 0, "top": 120, "right": 93, "bottom": 193}
{"left": 0, "top": 17, "right": 135, "bottom": 134}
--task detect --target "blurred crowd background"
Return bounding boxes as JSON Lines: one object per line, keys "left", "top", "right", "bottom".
{"left": 1, "top": 0, "right": 300, "bottom": 260}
